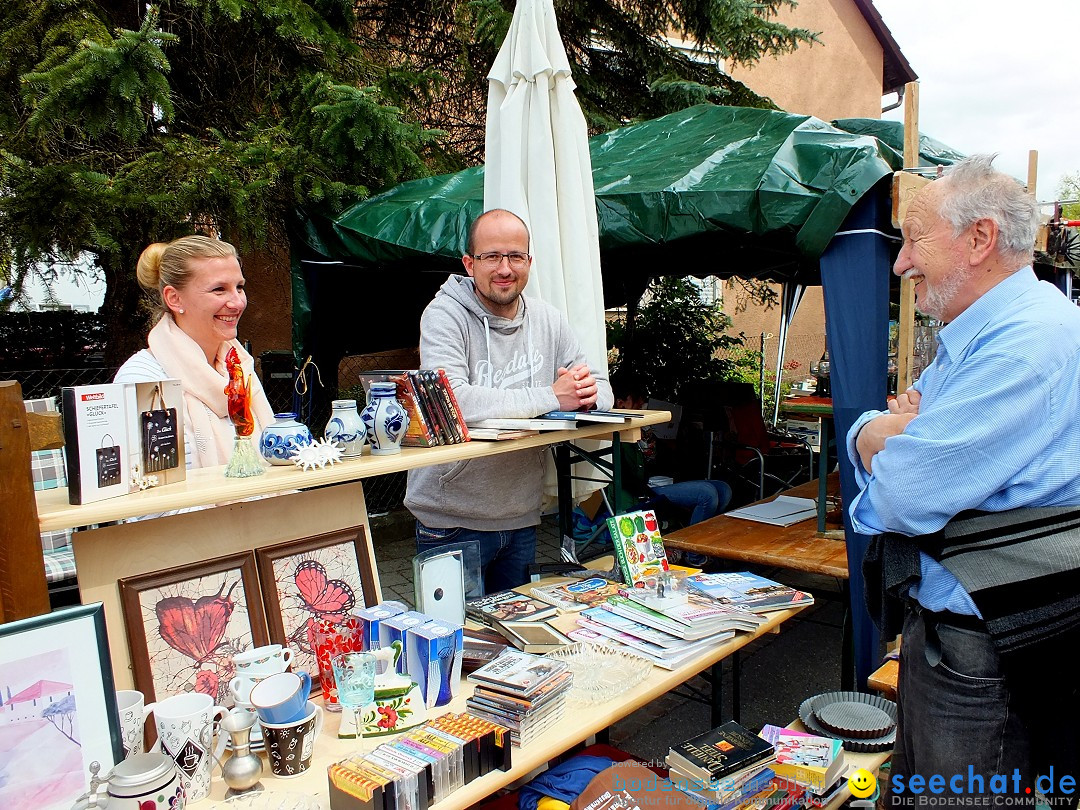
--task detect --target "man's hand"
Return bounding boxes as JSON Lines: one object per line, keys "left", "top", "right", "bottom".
{"left": 888, "top": 388, "right": 921, "bottom": 416}
{"left": 856, "top": 412, "right": 917, "bottom": 474}
{"left": 553, "top": 365, "right": 599, "bottom": 411}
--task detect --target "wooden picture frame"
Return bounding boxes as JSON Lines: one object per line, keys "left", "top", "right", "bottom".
{"left": 119, "top": 552, "right": 268, "bottom": 706}
{"left": 0, "top": 603, "right": 123, "bottom": 810}
{"left": 255, "top": 526, "right": 378, "bottom": 682}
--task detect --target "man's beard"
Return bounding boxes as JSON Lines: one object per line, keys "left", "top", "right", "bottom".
{"left": 907, "top": 266, "right": 968, "bottom": 321}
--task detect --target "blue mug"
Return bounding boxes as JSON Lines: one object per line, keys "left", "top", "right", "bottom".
{"left": 249, "top": 670, "right": 312, "bottom": 726}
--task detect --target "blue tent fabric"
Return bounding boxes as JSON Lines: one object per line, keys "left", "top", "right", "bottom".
{"left": 518, "top": 755, "right": 615, "bottom": 810}
{"left": 819, "top": 181, "right": 893, "bottom": 687}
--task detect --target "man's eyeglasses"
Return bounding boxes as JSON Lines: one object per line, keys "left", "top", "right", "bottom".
{"left": 471, "top": 251, "right": 530, "bottom": 270}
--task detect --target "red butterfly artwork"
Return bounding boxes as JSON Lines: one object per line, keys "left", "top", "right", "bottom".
{"left": 142, "top": 574, "right": 253, "bottom": 705}
{"left": 272, "top": 543, "right": 365, "bottom": 681}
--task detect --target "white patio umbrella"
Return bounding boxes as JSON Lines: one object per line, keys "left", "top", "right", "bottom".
{"left": 484, "top": 0, "right": 607, "bottom": 372}
{"left": 484, "top": 0, "right": 610, "bottom": 556}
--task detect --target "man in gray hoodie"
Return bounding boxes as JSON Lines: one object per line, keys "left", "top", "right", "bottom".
{"left": 405, "top": 209, "right": 613, "bottom": 593}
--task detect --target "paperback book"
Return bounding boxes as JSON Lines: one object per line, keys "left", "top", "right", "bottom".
{"left": 530, "top": 580, "right": 591, "bottom": 612}
{"left": 465, "top": 590, "right": 558, "bottom": 626}
{"left": 619, "top": 590, "right": 764, "bottom": 632}
{"left": 550, "top": 576, "right": 624, "bottom": 609}
{"left": 666, "top": 720, "right": 776, "bottom": 783}
{"left": 685, "top": 572, "right": 814, "bottom": 614}
{"left": 603, "top": 596, "right": 742, "bottom": 641}
{"left": 606, "top": 509, "right": 670, "bottom": 587}
{"left": 493, "top": 620, "right": 572, "bottom": 654}
{"left": 758, "top": 725, "right": 845, "bottom": 795}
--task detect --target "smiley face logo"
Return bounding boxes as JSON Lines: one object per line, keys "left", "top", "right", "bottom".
{"left": 848, "top": 768, "right": 878, "bottom": 799}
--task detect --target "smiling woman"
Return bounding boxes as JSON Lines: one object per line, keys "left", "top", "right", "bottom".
{"left": 114, "top": 236, "right": 274, "bottom": 469}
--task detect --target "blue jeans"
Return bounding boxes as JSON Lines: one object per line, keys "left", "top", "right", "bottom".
{"left": 415, "top": 522, "right": 537, "bottom": 596}
{"left": 889, "top": 606, "right": 1031, "bottom": 807}
{"left": 651, "top": 480, "right": 732, "bottom": 525}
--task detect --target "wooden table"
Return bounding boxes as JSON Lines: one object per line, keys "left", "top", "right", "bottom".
{"left": 664, "top": 475, "right": 854, "bottom": 689}
{"left": 663, "top": 476, "right": 847, "bottom": 579}
{"left": 33, "top": 413, "right": 671, "bottom": 689}
{"left": 205, "top": 603, "right": 809, "bottom": 808}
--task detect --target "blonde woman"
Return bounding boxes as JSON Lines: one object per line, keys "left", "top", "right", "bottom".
{"left": 115, "top": 235, "right": 274, "bottom": 468}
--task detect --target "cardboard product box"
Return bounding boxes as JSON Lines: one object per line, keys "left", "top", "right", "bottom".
{"left": 357, "top": 601, "right": 408, "bottom": 651}
{"left": 407, "top": 620, "right": 464, "bottom": 709}
{"left": 62, "top": 383, "right": 131, "bottom": 504}
{"left": 379, "top": 611, "right": 432, "bottom": 673}
{"left": 124, "top": 378, "right": 186, "bottom": 488}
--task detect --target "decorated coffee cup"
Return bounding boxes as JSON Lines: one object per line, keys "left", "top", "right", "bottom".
{"left": 115, "top": 689, "right": 152, "bottom": 758}
{"left": 233, "top": 644, "right": 293, "bottom": 677}
{"left": 145, "top": 692, "right": 227, "bottom": 803}
{"left": 261, "top": 701, "right": 324, "bottom": 779}
{"left": 249, "top": 670, "right": 312, "bottom": 726}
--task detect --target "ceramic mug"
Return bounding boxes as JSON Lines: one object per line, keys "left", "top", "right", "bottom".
{"left": 115, "top": 689, "right": 152, "bottom": 757}
{"left": 249, "top": 670, "right": 312, "bottom": 726}
{"left": 232, "top": 644, "right": 293, "bottom": 677}
{"left": 228, "top": 673, "right": 267, "bottom": 705}
{"left": 146, "top": 692, "right": 228, "bottom": 803}
{"left": 261, "top": 700, "right": 324, "bottom": 779}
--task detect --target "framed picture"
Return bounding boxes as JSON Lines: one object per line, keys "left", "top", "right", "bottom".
{"left": 255, "top": 527, "right": 378, "bottom": 681}
{"left": 0, "top": 603, "right": 123, "bottom": 810}
{"left": 119, "top": 552, "right": 269, "bottom": 706}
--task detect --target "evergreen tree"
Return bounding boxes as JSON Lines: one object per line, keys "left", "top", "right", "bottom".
{"left": 0, "top": 0, "right": 813, "bottom": 359}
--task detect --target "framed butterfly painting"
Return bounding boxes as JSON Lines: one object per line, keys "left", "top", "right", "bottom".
{"left": 118, "top": 552, "right": 269, "bottom": 705}
{"left": 255, "top": 527, "right": 378, "bottom": 683}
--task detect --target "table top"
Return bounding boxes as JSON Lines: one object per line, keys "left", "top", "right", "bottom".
{"left": 207, "top": 603, "right": 808, "bottom": 809}
{"left": 37, "top": 411, "right": 670, "bottom": 532}
{"left": 780, "top": 396, "right": 834, "bottom": 416}
{"left": 664, "top": 475, "right": 849, "bottom": 579}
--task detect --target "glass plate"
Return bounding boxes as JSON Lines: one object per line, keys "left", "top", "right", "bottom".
{"left": 210, "top": 792, "right": 323, "bottom": 810}
{"left": 544, "top": 642, "right": 653, "bottom": 705}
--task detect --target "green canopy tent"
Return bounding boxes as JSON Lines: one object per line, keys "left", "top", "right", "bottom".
{"left": 290, "top": 104, "right": 911, "bottom": 364}
{"left": 290, "top": 104, "right": 961, "bottom": 688}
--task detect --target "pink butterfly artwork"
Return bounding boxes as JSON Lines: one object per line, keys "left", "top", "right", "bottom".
{"left": 271, "top": 541, "right": 365, "bottom": 680}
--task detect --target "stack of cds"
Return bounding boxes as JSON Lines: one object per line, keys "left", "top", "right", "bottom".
{"left": 465, "top": 649, "right": 573, "bottom": 746}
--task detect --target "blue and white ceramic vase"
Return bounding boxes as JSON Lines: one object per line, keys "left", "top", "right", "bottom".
{"left": 259, "top": 412, "right": 313, "bottom": 465}
{"left": 324, "top": 399, "right": 366, "bottom": 458}
{"left": 360, "top": 383, "right": 409, "bottom": 455}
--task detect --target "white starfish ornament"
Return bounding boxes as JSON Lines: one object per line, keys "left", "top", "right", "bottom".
{"left": 290, "top": 438, "right": 344, "bottom": 471}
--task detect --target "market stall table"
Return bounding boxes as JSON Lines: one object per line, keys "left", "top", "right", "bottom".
{"left": 32, "top": 412, "right": 671, "bottom": 689}
{"left": 204, "top": 602, "right": 809, "bottom": 807}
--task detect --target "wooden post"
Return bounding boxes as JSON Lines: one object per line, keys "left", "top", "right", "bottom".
{"left": 896, "top": 81, "right": 920, "bottom": 393}
{"left": 1027, "top": 150, "right": 1039, "bottom": 198}
{"left": 0, "top": 381, "right": 52, "bottom": 621}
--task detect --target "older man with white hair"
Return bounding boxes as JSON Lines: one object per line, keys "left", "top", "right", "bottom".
{"left": 850, "top": 155, "right": 1080, "bottom": 804}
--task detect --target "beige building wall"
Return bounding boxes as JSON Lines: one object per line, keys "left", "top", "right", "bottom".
{"left": 728, "top": 0, "right": 885, "bottom": 121}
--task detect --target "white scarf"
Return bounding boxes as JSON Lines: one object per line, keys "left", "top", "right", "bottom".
{"left": 147, "top": 315, "right": 275, "bottom": 468}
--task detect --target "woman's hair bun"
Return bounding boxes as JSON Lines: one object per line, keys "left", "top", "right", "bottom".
{"left": 136, "top": 242, "right": 170, "bottom": 292}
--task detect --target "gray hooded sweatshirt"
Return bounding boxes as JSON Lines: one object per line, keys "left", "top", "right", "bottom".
{"left": 405, "top": 275, "right": 612, "bottom": 530}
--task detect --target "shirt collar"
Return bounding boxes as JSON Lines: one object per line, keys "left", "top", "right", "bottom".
{"left": 937, "top": 266, "right": 1036, "bottom": 360}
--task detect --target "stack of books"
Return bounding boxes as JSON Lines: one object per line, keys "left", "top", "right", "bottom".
{"left": 685, "top": 572, "right": 815, "bottom": 614}
{"left": 464, "top": 590, "right": 571, "bottom": 653}
{"left": 360, "top": 369, "right": 470, "bottom": 447}
{"left": 666, "top": 720, "right": 781, "bottom": 808}
{"left": 548, "top": 583, "right": 765, "bottom": 670}
{"left": 465, "top": 649, "right": 573, "bottom": 746}
{"left": 758, "top": 724, "right": 847, "bottom": 797}
{"left": 469, "top": 409, "right": 634, "bottom": 432}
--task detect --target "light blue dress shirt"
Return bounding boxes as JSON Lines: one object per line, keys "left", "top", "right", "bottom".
{"left": 847, "top": 268, "right": 1080, "bottom": 615}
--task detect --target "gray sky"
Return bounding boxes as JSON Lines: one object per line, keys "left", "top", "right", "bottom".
{"left": 876, "top": 0, "right": 1079, "bottom": 207}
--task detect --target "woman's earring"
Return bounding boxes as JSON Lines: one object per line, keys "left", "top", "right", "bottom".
{"left": 178, "top": 308, "right": 185, "bottom": 314}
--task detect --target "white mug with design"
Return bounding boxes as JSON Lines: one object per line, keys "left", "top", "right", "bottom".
{"left": 115, "top": 689, "right": 152, "bottom": 758}
{"left": 146, "top": 692, "right": 228, "bottom": 802}
{"left": 232, "top": 644, "right": 293, "bottom": 678}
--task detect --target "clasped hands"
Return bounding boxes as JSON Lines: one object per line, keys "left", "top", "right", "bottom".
{"left": 856, "top": 388, "right": 920, "bottom": 473}
{"left": 553, "top": 364, "right": 599, "bottom": 411}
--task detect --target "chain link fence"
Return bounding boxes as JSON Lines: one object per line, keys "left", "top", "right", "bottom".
{"left": 9, "top": 367, "right": 117, "bottom": 402}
